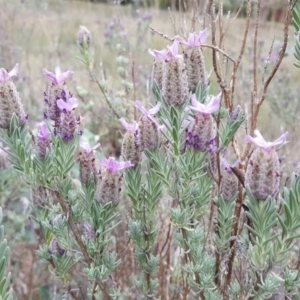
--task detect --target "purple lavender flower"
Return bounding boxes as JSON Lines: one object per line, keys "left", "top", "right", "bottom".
{"left": 42, "top": 66, "right": 74, "bottom": 84}
{"left": 120, "top": 118, "right": 141, "bottom": 166}
{"left": 56, "top": 97, "right": 80, "bottom": 142}
{"left": 96, "top": 157, "right": 132, "bottom": 204}
{"left": 187, "top": 94, "right": 220, "bottom": 153}
{"left": 79, "top": 140, "right": 100, "bottom": 184}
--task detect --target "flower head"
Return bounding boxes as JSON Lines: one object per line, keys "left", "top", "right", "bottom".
{"left": 42, "top": 66, "right": 74, "bottom": 84}
{"left": 179, "top": 29, "right": 208, "bottom": 48}
{"left": 245, "top": 130, "right": 288, "bottom": 152}
{"left": 37, "top": 122, "right": 50, "bottom": 140}
{"left": 189, "top": 93, "right": 221, "bottom": 114}
{"left": 57, "top": 97, "right": 79, "bottom": 112}
{"left": 120, "top": 118, "right": 139, "bottom": 133}
{"left": 0, "top": 64, "right": 19, "bottom": 83}
{"left": 101, "top": 157, "right": 133, "bottom": 174}
{"left": 148, "top": 39, "right": 181, "bottom": 61}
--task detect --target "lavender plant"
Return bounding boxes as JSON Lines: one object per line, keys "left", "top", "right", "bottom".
{"left": 2, "top": 0, "right": 300, "bottom": 299}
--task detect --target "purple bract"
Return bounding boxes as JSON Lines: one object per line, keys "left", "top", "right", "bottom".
{"left": 101, "top": 157, "right": 133, "bottom": 175}
{"left": 42, "top": 66, "right": 74, "bottom": 84}
{"left": 0, "top": 64, "right": 19, "bottom": 83}
{"left": 245, "top": 130, "right": 288, "bottom": 152}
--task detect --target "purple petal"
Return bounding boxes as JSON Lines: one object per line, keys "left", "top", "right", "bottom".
{"left": 135, "top": 101, "right": 149, "bottom": 115}
{"left": 57, "top": 99, "right": 70, "bottom": 111}
{"left": 0, "top": 63, "right": 19, "bottom": 83}
{"left": 0, "top": 69, "right": 10, "bottom": 83}
{"left": 245, "top": 130, "right": 288, "bottom": 151}
{"left": 58, "top": 69, "right": 74, "bottom": 83}
{"left": 148, "top": 102, "right": 161, "bottom": 115}
{"left": 270, "top": 132, "right": 288, "bottom": 147}
{"left": 68, "top": 97, "right": 79, "bottom": 110}
{"left": 37, "top": 122, "right": 50, "bottom": 140}
{"left": 101, "top": 157, "right": 133, "bottom": 174}
{"left": 189, "top": 93, "right": 220, "bottom": 114}
{"left": 189, "top": 94, "right": 207, "bottom": 112}
{"left": 119, "top": 117, "right": 129, "bottom": 130}
{"left": 43, "top": 66, "right": 74, "bottom": 84}
{"left": 8, "top": 63, "right": 19, "bottom": 78}
{"left": 204, "top": 93, "right": 221, "bottom": 114}
{"left": 43, "top": 68, "right": 58, "bottom": 84}
{"left": 80, "top": 140, "right": 100, "bottom": 154}
{"left": 198, "top": 29, "right": 208, "bottom": 45}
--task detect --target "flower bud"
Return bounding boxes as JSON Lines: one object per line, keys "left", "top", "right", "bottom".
{"left": 120, "top": 118, "right": 141, "bottom": 166}
{"left": 36, "top": 122, "right": 51, "bottom": 159}
{"left": 77, "top": 26, "right": 91, "bottom": 49}
{"left": 50, "top": 236, "right": 65, "bottom": 256}
{"left": 0, "top": 64, "right": 27, "bottom": 129}
{"left": 57, "top": 98, "right": 80, "bottom": 142}
{"left": 95, "top": 157, "right": 132, "bottom": 204}
{"left": 31, "top": 186, "right": 50, "bottom": 207}
{"left": 220, "top": 159, "right": 238, "bottom": 200}
{"left": 229, "top": 105, "right": 242, "bottom": 122}
{"left": 78, "top": 141, "right": 100, "bottom": 185}
{"left": 82, "top": 222, "right": 94, "bottom": 239}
